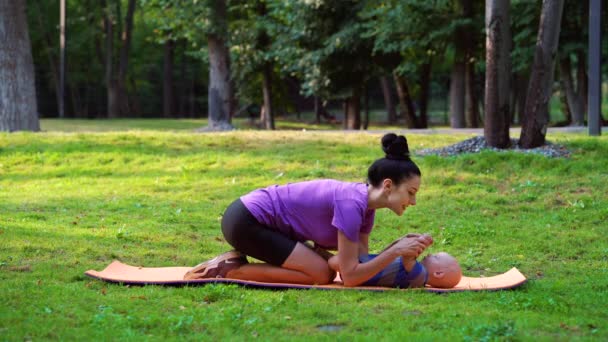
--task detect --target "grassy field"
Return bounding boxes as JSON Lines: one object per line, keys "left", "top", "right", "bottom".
{"left": 1, "top": 120, "right": 607, "bottom": 340}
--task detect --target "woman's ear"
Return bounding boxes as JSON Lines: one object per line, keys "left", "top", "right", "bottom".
{"left": 382, "top": 178, "right": 393, "bottom": 192}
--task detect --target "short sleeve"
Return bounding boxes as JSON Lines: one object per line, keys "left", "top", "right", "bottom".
{"left": 331, "top": 199, "right": 365, "bottom": 243}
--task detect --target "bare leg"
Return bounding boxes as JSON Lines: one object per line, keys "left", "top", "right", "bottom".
{"left": 226, "top": 242, "right": 334, "bottom": 285}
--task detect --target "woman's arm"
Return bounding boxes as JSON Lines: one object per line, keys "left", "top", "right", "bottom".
{"left": 336, "top": 231, "right": 427, "bottom": 287}
{"left": 358, "top": 233, "right": 369, "bottom": 256}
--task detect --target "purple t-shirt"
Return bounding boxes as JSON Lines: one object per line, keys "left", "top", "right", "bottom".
{"left": 240, "top": 180, "right": 376, "bottom": 249}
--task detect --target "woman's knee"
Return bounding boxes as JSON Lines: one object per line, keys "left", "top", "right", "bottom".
{"left": 283, "top": 243, "right": 335, "bottom": 284}
{"left": 311, "top": 265, "right": 335, "bottom": 285}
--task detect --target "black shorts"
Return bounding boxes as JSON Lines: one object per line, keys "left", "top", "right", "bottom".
{"left": 221, "top": 199, "right": 297, "bottom": 266}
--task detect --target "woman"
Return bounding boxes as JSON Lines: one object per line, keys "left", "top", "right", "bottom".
{"left": 184, "top": 133, "right": 431, "bottom": 287}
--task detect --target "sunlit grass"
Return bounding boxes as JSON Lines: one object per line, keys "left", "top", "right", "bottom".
{"left": 1, "top": 123, "right": 607, "bottom": 340}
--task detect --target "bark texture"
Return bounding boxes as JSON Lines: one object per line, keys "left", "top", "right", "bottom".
{"left": 417, "top": 62, "right": 431, "bottom": 128}
{"left": 163, "top": 39, "right": 175, "bottom": 118}
{"left": 449, "top": 61, "right": 466, "bottom": 128}
{"left": 393, "top": 74, "right": 418, "bottom": 128}
{"left": 117, "top": 0, "right": 136, "bottom": 116}
{"left": 484, "top": 0, "right": 511, "bottom": 148}
{"left": 380, "top": 76, "right": 397, "bottom": 124}
{"left": 204, "top": 0, "right": 233, "bottom": 131}
{"left": 520, "top": 0, "right": 565, "bottom": 148}
{"left": 207, "top": 34, "right": 234, "bottom": 130}
{"left": 261, "top": 62, "right": 275, "bottom": 130}
{"left": 0, "top": 1, "right": 40, "bottom": 132}
{"left": 103, "top": 0, "right": 117, "bottom": 118}
{"left": 559, "top": 56, "right": 585, "bottom": 126}
{"left": 344, "top": 87, "right": 361, "bottom": 130}
{"left": 462, "top": 0, "right": 479, "bottom": 128}
{"left": 465, "top": 60, "right": 479, "bottom": 128}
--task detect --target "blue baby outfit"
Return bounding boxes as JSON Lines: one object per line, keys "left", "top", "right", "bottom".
{"left": 359, "top": 254, "right": 428, "bottom": 288}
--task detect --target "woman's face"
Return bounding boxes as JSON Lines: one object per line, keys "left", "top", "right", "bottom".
{"left": 385, "top": 175, "right": 420, "bottom": 216}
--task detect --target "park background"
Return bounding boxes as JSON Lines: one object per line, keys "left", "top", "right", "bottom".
{"left": 2, "top": 0, "right": 607, "bottom": 141}
{"left": 1, "top": 0, "right": 608, "bottom": 340}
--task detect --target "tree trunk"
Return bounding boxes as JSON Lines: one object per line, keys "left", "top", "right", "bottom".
{"left": 520, "top": 0, "right": 565, "bottom": 148}
{"left": 462, "top": 0, "right": 479, "bottom": 128}
{"left": 559, "top": 55, "right": 585, "bottom": 125}
{"left": 363, "top": 83, "right": 370, "bottom": 130}
{"left": 0, "top": 2, "right": 40, "bottom": 131}
{"left": 203, "top": 0, "right": 233, "bottom": 130}
{"left": 380, "top": 76, "right": 397, "bottom": 124}
{"left": 33, "top": 1, "right": 62, "bottom": 118}
{"left": 128, "top": 76, "right": 141, "bottom": 117}
{"left": 261, "top": 62, "right": 275, "bottom": 130}
{"left": 575, "top": 50, "right": 588, "bottom": 115}
{"left": 163, "top": 39, "right": 175, "bottom": 118}
{"left": 178, "top": 45, "right": 186, "bottom": 117}
{"left": 451, "top": 0, "right": 468, "bottom": 128}
{"left": 449, "top": 61, "right": 466, "bottom": 127}
{"left": 314, "top": 97, "right": 322, "bottom": 124}
{"left": 418, "top": 62, "right": 431, "bottom": 128}
{"left": 465, "top": 60, "right": 479, "bottom": 127}
{"left": 393, "top": 74, "right": 418, "bottom": 128}
{"left": 512, "top": 72, "right": 528, "bottom": 125}
{"left": 558, "top": 78, "right": 572, "bottom": 125}
{"left": 206, "top": 34, "right": 234, "bottom": 130}
{"left": 344, "top": 87, "right": 361, "bottom": 130}
{"left": 103, "top": 0, "right": 118, "bottom": 118}
{"left": 484, "top": 0, "right": 511, "bottom": 148}
{"left": 116, "top": 0, "right": 136, "bottom": 116}
{"left": 189, "top": 75, "right": 196, "bottom": 118}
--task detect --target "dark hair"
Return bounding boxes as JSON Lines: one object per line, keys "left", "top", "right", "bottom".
{"left": 367, "top": 133, "right": 421, "bottom": 187}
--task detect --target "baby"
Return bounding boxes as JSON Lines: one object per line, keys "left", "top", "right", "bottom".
{"left": 328, "top": 235, "right": 462, "bottom": 288}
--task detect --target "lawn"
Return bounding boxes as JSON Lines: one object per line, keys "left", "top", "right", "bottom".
{"left": 1, "top": 121, "right": 607, "bottom": 340}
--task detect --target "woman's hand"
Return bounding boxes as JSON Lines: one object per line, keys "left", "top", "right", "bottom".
{"left": 413, "top": 233, "right": 433, "bottom": 248}
{"left": 391, "top": 236, "right": 430, "bottom": 258}
{"left": 380, "top": 233, "right": 433, "bottom": 255}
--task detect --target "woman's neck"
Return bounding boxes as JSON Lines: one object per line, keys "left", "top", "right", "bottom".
{"left": 367, "top": 184, "right": 386, "bottom": 210}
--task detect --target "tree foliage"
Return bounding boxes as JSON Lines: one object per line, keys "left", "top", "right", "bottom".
{"left": 17, "top": 0, "right": 607, "bottom": 134}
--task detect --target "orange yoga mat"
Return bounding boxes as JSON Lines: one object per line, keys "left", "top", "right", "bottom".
{"left": 85, "top": 260, "right": 527, "bottom": 293}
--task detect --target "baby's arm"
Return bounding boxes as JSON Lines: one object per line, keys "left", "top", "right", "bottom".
{"left": 401, "top": 256, "right": 417, "bottom": 272}
{"left": 332, "top": 234, "right": 430, "bottom": 274}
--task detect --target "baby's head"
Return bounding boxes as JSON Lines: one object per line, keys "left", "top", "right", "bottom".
{"left": 420, "top": 252, "right": 462, "bottom": 288}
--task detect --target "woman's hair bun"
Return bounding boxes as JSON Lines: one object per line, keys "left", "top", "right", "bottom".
{"left": 381, "top": 133, "right": 410, "bottom": 160}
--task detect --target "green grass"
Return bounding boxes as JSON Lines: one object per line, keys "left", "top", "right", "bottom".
{"left": 1, "top": 121, "right": 607, "bottom": 340}
{"left": 38, "top": 114, "right": 410, "bottom": 132}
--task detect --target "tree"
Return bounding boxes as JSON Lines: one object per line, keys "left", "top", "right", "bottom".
{"left": 206, "top": 0, "right": 234, "bottom": 130}
{"left": 230, "top": 0, "right": 278, "bottom": 130}
{"left": 393, "top": 74, "right": 418, "bottom": 128}
{"left": 510, "top": 0, "right": 541, "bottom": 125}
{"left": 0, "top": 1, "right": 40, "bottom": 132}
{"left": 163, "top": 39, "right": 175, "bottom": 117}
{"left": 557, "top": 1, "right": 588, "bottom": 126}
{"left": 362, "top": 0, "right": 457, "bottom": 129}
{"left": 140, "top": 0, "right": 234, "bottom": 129}
{"left": 270, "top": 0, "right": 377, "bottom": 130}
{"left": 380, "top": 76, "right": 397, "bottom": 124}
{"left": 100, "top": 0, "right": 137, "bottom": 118}
{"left": 117, "top": 0, "right": 137, "bottom": 116}
{"left": 520, "top": 0, "right": 565, "bottom": 148}
{"left": 462, "top": 0, "right": 483, "bottom": 128}
{"left": 484, "top": 0, "right": 511, "bottom": 148}
{"left": 30, "top": 0, "right": 62, "bottom": 118}
{"left": 449, "top": 0, "right": 467, "bottom": 128}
